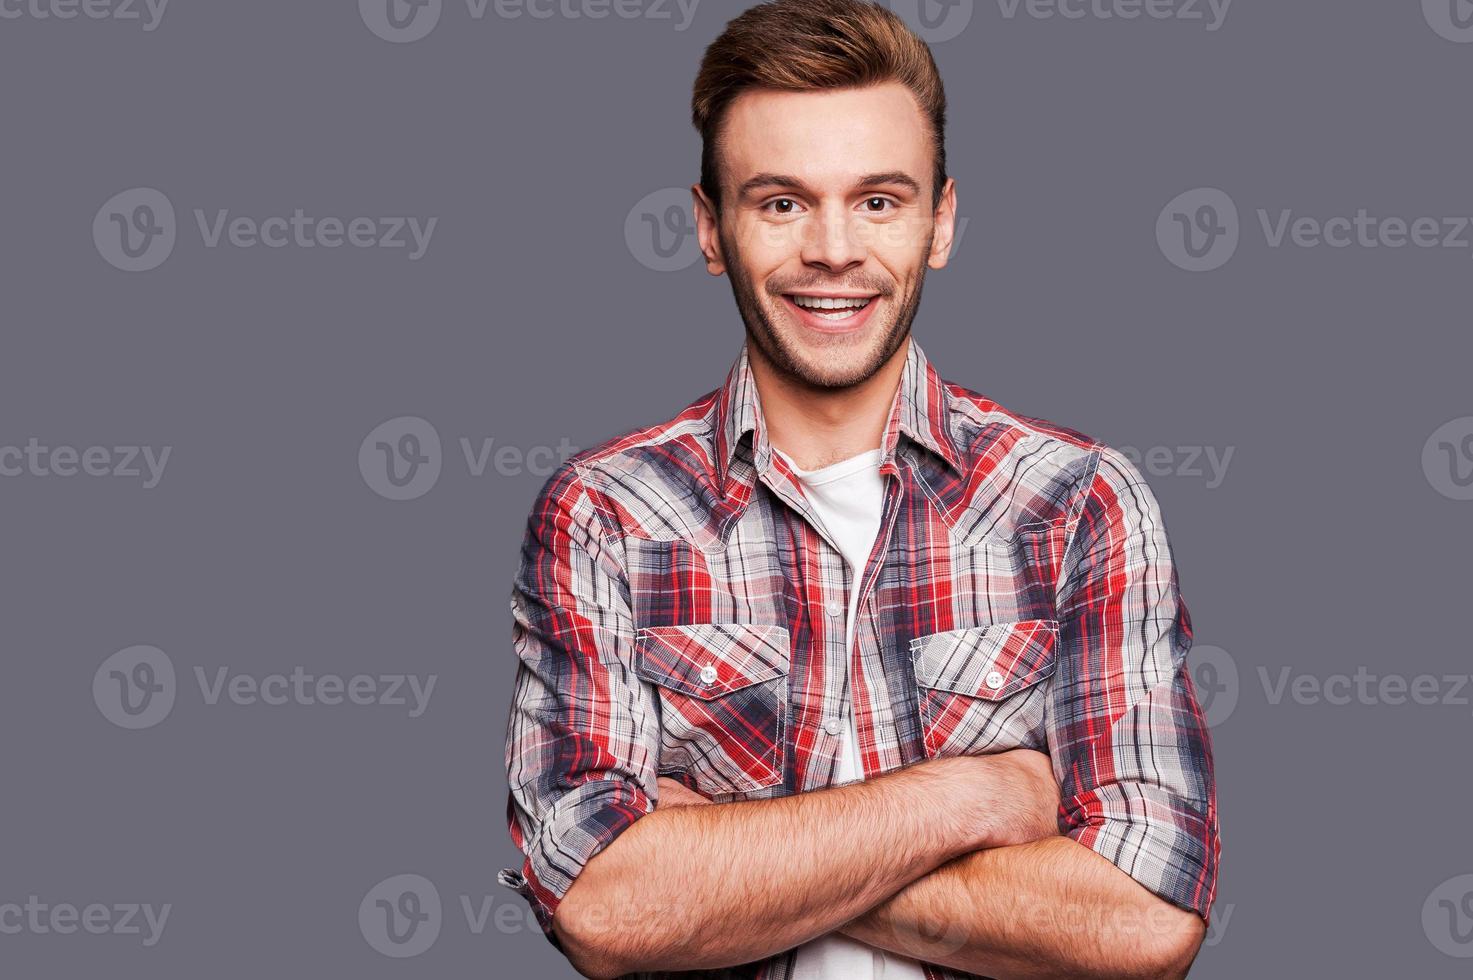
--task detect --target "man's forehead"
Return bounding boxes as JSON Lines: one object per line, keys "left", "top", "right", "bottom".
{"left": 720, "top": 82, "right": 930, "bottom": 191}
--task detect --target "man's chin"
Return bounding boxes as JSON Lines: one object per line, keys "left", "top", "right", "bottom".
{"left": 764, "top": 321, "right": 901, "bottom": 389}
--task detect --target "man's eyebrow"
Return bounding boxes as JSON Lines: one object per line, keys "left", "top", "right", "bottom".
{"left": 855, "top": 172, "right": 922, "bottom": 194}
{"left": 736, "top": 173, "right": 807, "bottom": 197}
{"left": 735, "top": 171, "right": 922, "bottom": 197}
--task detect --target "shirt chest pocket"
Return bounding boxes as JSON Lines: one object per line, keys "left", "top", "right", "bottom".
{"left": 632, "top": 622, "right": 790, "bottom": 798}
{"left": 911, "top": 619, "right": 1059, "bottom": 759}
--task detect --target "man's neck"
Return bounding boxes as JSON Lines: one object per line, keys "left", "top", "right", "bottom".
{"left": 746, "top": 340, "right": 908, "bottom": 472}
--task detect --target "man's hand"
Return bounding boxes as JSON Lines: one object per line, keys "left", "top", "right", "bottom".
{"left": 655, "top": 777, "right": 714, "bottom": 808}
{"left": 839, "top": 749, "right": 1208, "bottom": 979}
{"left": 974, "top": 748, "right": 1060, "bottom": 848}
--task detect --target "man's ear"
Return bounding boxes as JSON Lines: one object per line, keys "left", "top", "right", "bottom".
{"left": 927, "top": 177, "right": 958, "bottom": 271}
{"left": 692, "top": 183, "right": 726, "bottom": 276}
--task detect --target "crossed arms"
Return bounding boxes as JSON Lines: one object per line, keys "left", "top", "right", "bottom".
{"left": 504, "top": 451, "right": 1220, "bottom": 979}
{"left": 555, "top": 753, "right": 1205, "bottom": 979}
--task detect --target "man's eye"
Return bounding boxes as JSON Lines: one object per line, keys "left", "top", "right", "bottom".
{"left": 863, "top": 197, "right": 895, "bottom": 212}
{"left": 764, "top": 198, "right": 801, "bottom": 215}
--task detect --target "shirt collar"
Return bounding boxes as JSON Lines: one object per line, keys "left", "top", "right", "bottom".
{"left": 714, "top": 334, "right": 965, "bottom": 495}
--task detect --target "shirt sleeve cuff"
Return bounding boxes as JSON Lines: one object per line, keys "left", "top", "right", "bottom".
{"left": 1061, "top": 782, "right": 1221, "bottom": 925}
{"left": 501, "top": 778, "right": 654, "bottom": 943}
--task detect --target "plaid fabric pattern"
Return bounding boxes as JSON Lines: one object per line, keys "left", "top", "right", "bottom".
{"left": 501, "top": 336, "right": 1220, "bottom": 980}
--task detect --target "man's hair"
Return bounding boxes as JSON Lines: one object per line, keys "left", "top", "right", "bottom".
{"left": 692, "top": 0, "right": 948, "bottom": 212}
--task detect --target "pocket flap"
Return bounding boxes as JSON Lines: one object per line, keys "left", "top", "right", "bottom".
{"left": 633, "top": 623, "right": 791, "bottom": 701}
{"left": 910, "top": 619, "right": 1059, "bottom": 700}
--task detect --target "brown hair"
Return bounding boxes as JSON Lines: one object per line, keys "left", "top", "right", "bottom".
{"left": 692, "top": 0, "right": 948, "bottom": 212}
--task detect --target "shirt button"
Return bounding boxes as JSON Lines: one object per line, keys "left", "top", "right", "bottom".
{"left": 985, "top": 670, "right": 1005, "bottom": 690}
{"left": 823, "top": 718, "right": 843, "bottom": 736}
{"left": 700, "top": 664, "right": 718, "bottom": 685}
{"left": 825, "top": 600, "right": 843, "bottom": 618}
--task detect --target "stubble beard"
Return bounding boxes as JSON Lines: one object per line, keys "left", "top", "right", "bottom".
{"left": 719, "top": 221, "right": 932, "bottom": 392}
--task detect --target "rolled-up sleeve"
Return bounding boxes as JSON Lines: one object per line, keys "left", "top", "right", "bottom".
{"left": 500, "top": 461, "right": 658, "bottom": 942}
{"left": 1048, "top": 446, "right": 1221, "bottom": 924}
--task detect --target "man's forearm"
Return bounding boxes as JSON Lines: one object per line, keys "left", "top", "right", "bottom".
{"left": 840, "top": 835, "right": 1207, "bottom": 980}
{"left": 553, "top": 757, "right": 990, "bottom": 979}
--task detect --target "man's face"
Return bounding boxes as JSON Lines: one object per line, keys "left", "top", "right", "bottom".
{"left": 695, "top": 81, "right": 956, "bottom": 390}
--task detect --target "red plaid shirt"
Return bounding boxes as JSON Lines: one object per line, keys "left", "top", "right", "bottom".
{"left": 501, "top": 336, "right": 1220, "bottom": 979}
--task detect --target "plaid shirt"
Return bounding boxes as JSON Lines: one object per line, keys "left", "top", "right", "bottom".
{"left": 501, "top": 336, "right": 1220, "bottom": 980}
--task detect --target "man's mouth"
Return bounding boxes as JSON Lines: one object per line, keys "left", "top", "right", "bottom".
{"left": 783, "top": 293, "right": 878, "bottom": 324}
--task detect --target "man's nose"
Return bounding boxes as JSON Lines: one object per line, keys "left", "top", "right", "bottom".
{"left": 799, "top": 203, "right": 867, "bottom": 273}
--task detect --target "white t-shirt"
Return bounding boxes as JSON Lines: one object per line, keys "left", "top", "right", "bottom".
{"left": 773, "top": 446, "right": 929, "bottom": 980}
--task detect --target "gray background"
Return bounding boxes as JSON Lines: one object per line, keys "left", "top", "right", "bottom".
{"left": 3, "top": 0, "right": 1472, "bottom": 976}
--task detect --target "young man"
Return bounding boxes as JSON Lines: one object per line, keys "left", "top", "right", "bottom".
{"left": 501, "top": 2, "right": 1220, "bottom": 978}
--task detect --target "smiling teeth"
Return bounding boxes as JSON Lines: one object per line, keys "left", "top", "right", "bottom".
{"left": 792, "top": 295, "right": 871, "bottom": 310}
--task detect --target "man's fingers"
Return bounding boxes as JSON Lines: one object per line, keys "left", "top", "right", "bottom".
{"left": 656, "top": 776, "right": 714, "bottom": 808}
